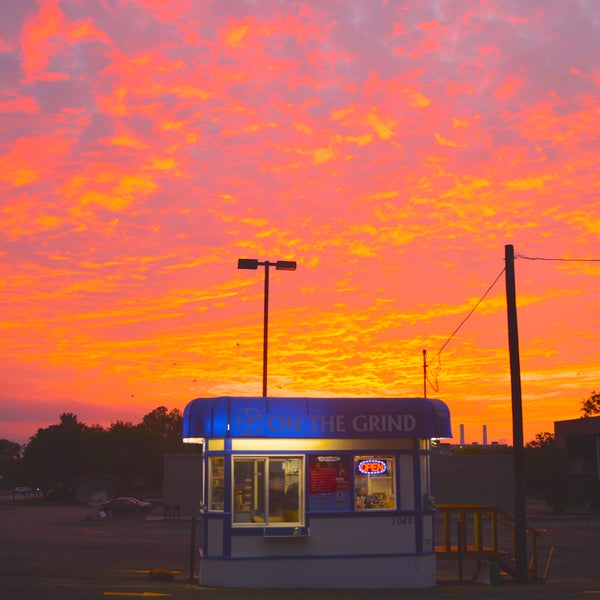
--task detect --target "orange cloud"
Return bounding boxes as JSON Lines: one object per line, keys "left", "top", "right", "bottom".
{"left": 494, "top": 75, "right": 525, "bottom": 101}
{"left": 20, "top": 0, "right": 109, "bottom": 82}
{"left": 0, "top": 134, "right": 72, "bottom": 189}
{"left": 0, "top": 94, "right": 39, "bottom": 114}
{"left": 222, "top": 22, "right": 250, "bottom": 48}
{"left": 1, "top": 0, "right": 599, "bottom": 448}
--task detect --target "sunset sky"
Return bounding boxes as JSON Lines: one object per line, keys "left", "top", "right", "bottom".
{"left": 1, "top": 0, "right": 599, "bottom": 446}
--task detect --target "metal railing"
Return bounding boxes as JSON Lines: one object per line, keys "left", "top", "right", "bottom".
{"left": 435, "top": 503, "right": 549, "bottom": 581}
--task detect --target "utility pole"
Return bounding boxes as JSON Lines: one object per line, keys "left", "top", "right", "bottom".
{"left": 422, "top": 349, "right": 427, "bottom": 398}
{"left": 504, "top": 244, "right": 528, "bottom": 584}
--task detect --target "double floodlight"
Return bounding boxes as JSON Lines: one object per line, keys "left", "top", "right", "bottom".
{"left": 237, "top": 258, "right": 297, "bottom": 271}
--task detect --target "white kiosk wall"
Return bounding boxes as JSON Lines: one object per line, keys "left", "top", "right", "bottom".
{"left": 183, "top": 397, "right": 451, "bottom": 589}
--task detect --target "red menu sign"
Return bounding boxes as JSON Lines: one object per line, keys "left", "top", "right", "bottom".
{"left": 309, "top": 455, "right": 350, "bottom": 494}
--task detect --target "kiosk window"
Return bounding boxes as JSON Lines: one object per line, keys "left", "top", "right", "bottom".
{"left": 232, "top": 456, "right": 302, "bottom": 526}
{"left": 208, "top": 456, "right": 224, "bottom": 511}
{"left": 420, "top": 445, "right": 434, "bottom": 510}
{"left": 354, "top": 456, "right": 396, "bottom": 510}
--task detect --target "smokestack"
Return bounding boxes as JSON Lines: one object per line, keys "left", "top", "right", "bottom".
{"left": 483, "top": 425, "right": 488, "bottom": 446}
{"left": 460, "top": 424, "right": 465, "bottom": 446}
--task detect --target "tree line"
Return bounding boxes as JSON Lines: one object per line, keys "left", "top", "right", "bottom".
{"left": 2, "top": 393, "right": 599, "bottom": 510}
{"left": 0, "top": 406, "right": 197, "bottom": 499}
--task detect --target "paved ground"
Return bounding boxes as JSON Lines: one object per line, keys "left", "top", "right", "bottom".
{"left": 0, "top": 501, "right": 598, "bottom": 599}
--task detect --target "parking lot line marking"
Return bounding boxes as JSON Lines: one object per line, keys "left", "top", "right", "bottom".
{"left": 130, "top": 569, "right": 181, "bottom": 574}
{"left": 103, "top": 593, "right": 172, "bottom": 597}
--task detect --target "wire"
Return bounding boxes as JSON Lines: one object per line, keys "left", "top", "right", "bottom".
{"left": 425, "top": 267, "right": 506, "bottom": 393}
{"left": 425, "top": 251, "right": 599, "bottom": 394}
{"left": 433, "top": 267, "right": 505, "bottom": 360}
{"left": 515, "top": 254, "right": 600, "bottom": 262}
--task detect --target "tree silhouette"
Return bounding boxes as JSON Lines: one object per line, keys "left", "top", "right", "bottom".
{"left": 14, "top": 407, "right": 195, "bottom": 500}
{"left": 525, "top": 432, "right": 572, "bottom": 514}
{"left": 140, "top": 406, "right": 185, "bottom": 451}
{"left": 0, "top": 439, "right": 23, "bottom": 486}
{"left": 104, "top": 421, "right": 158, "bottom": 494}
{"left": 22, "top": 413, "right": 104, "bottom": 498}
{"left": 581, "top": 391, "right": 600, "bottom": 417}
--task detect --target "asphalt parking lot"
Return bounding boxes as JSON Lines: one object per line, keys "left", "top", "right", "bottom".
{"left": 0, "top": 502, "right": 599, "bottom": 599}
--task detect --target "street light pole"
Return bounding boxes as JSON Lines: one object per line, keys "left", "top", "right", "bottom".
{"left": 262, "top": 262, "right": 270, "bottom": 398}
{"left": 237, "top": 258, "right": 297, "bottom": 397}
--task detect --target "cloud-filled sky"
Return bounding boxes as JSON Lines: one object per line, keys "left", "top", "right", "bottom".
{"left": 1, "top": 0, "right": 599, "bottom": 446}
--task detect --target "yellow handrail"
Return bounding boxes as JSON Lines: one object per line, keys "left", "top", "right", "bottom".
{"left": 435, "top": 504, "right": 544, "bottom": 580}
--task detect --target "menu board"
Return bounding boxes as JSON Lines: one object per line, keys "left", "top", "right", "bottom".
{"left": 308, "top": 455, "right": 351, "bottom": 512}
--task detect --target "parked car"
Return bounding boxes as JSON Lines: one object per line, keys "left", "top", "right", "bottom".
{"left": 100, "top": 497, "right": 152, "bottom": 515}
{"left": 12, "top": 486, "right": 33, "bottom": 495}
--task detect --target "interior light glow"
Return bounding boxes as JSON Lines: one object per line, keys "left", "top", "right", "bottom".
{"left": 183, "top": 437, "right": 205, "bottom": 444}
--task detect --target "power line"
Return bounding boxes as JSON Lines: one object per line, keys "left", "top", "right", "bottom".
{"left": 425, "top": 250, "right": 599, "bottom": 394}
{"left": 516, "top": 254, "right": 600, "bottom": 262}
{"left": 426, "top": 267, "right": 506, "bottom": 392}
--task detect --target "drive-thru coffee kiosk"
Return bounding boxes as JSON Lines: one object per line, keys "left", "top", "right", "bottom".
{"left": 182, "top": 396, "right": 451, "bottom": 589}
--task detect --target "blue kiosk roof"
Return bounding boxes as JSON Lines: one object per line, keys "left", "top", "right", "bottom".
{"left": 183, "top": 396, "right": 452, "bottom": 440}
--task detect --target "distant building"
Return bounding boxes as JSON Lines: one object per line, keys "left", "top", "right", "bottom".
{"left": 162, "top": 453, "right": 203, "bottom": 517}
{"left": 431, "top": 452, "right": 513, "bottom": 513}
{"left": 554, "top": 416, "right": 600, "bottom": 480}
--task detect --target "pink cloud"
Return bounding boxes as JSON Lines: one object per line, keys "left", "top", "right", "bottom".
{"left": 0, "top": 0, "right": 599, "bottom": 446}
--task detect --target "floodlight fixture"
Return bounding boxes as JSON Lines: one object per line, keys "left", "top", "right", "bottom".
{"left": 237, "top": 258, "right": 259, "bottom": 270}
{"left": 275, "top": 260, "right": 297, "bottom": 271}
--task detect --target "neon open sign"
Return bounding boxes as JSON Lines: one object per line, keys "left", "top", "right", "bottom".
{"left": 358, "top": 459, "right": 387, "bottom": 475}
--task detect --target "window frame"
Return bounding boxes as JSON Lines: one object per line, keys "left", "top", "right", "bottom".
{"left": 208, "top": 456, "right": 225, "bottom": 511}
{"left": 231, "top": 454, "right": 304, "bottom": 528}
{"left": 353, "top": 454, "right": 397, "bottom": 511}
